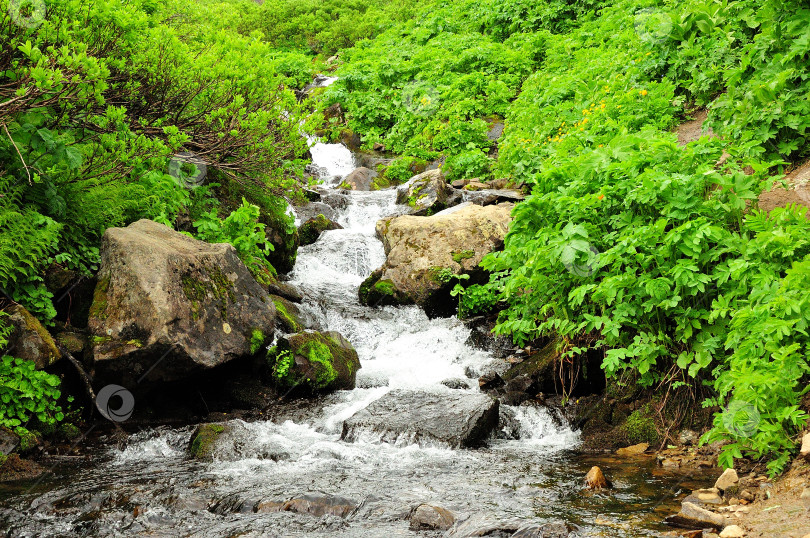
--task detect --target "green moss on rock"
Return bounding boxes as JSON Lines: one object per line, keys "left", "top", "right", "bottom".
{"left": 299, "top": 214, "right": 341, "bottom": 246}
{"left": 272, "top": 295, "right": 304, "bottom": 333}
{"left": 188, "top": 423, "right": 227, "bottom": 460}
{"left": 625, "top": 404, "right": 659, "bottom": 444}
{"left": 267, "top": 331, "right": 360, "bottom": 393}
{"left": 451, "top": 250, "right": 475, "bottom": 264}
{"left": 88, "top": 276, "right": 110, "bottom": 322}
{"left": 181, "top": 266, "right": 236, "bottom": 321}
{"left": 358, "top": 270, "right": 409, "bottom": 307}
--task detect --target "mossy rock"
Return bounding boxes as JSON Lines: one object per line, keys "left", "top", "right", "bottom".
{"left": 265, "top": 220, "right": 299, "bottom": 275}
{"left": 188, "top": 423, "right": 230, "bottom": 461}
{"left": 298, "top": 214, "right": 342, "bottom": 246}
{"left": 267, "top": 331, "right": 360, "bottom": 393}
{"left": 15, "top": 428, "right": 39, "bottom": 454}
{"left": 501, "top": 339, "right": 559, "bottom": 394}
{"left": 272, "top": 295, "right": 306, "bottom": 334}
{"left": 266, "top": 274, "right": 303, "bottom": 303}
{"left": 358, "top": 269, "right": 410, "bottom": 307}
{"left": 625, "top": 404, "right": 660, "bottom": 444}
{"left": 4, "top": 304, "right": 61, "bottom": 369}
{"left": 58, "top": 423, "right": 82, "bottom": 442}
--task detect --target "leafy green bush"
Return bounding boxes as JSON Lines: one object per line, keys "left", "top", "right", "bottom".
{"left": 193, "top": 199, "right": 275, "bottom": 282}
{"left": 0, "top": 356, "right": 63, "bottom": 430}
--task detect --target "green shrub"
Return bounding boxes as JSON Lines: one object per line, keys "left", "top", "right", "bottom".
{"left": 193, "top": 199, "right": 275, "bottom": 282}
{"left": 0, "top": 356, "right": 63, "bottom": 430}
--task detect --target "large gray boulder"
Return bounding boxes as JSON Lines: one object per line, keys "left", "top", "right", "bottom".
{"left": 341, "top": 390, "right": 499, "bottom": 448}
{"left": 88, "top": 219, "right": 275, "bottom": 383}
{"left": 361, "top": 202, "right": 513, "bottom": 316}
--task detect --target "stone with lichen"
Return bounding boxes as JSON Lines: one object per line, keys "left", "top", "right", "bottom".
{"left": 88, "top": 219, "right": 275, "bottom": 384}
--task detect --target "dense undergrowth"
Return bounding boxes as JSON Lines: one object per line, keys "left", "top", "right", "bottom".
{"left": 0, "top": 0, "right": 317, "bottom": 435}
{"left": 0, "top": 0, "right": 808, "bottom": 476}
{"left": 320, "top": 0, "right": 810, "bottom": 474}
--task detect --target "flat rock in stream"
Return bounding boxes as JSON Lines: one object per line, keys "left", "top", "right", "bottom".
{"left": 341, "top": 390, "right": 499, "bottom": 448}
{"left": 446, "top": 513, "right": 572, "bottom": 538}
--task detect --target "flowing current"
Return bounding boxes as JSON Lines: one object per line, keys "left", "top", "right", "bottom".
{"left": 0, "top": 141, "right": 695, "bottom": 537}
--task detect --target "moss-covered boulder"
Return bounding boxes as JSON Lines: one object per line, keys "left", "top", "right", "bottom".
{"left": 366, "top": 202, "right": 513, "bottom": 317}
{"left": 3, "top": 304, "right": 61, "bottom": 369}
{"left": 395, "top": 169, "right": 452, "bottom": 216}
{"left": 88, "top": 219, "right": 275, "bottom": 384}
{"left": 358, "top": 269, "right": 410, "bottom": 307}
{"left": 188, "top": 422, "right": 231, "bottom": 460}
{"left": 271, "top": 295, "right": 320, "bottom": 334}
{"left": 298, "top": 214, "right": 342, "bottom": 247}
{"left": 267, "top": 331, "right": 360, "bottom": 393}
{"left": 265, "top": 221, "right": 299, "bottom": 275}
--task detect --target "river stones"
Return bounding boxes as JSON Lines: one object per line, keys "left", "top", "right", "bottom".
{"left": 188, "top": 422, "right": 232, "bottom": 460}
{"left": 341, "top": 390, "right": 499, "bottom": 448}
{"left": 664, "top": 501, "right": 726, "bottom": 530}
{"left": 362, "top": 202, "right": 513, "bottom": 317}
{"left": 268, "top": 331, "right": 360, "bottom": 393}
{"left": 88, "top": 219, "right": 275, "bottom": 384}
{"left": 395, "top": 169, "right": 452, "bottom": 216}
{"left": 585, "top": 466, "right": 610, "bottom": 490}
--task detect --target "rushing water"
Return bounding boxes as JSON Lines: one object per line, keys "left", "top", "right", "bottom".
{"left": 0, "top": 140, "right": 700, "bottom": 538}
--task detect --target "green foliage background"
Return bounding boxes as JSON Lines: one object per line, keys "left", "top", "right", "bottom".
{"left": 0, "top": 0, "right": 808, "bottom": 476}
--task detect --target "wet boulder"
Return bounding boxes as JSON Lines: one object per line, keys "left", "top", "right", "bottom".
{"left": 294, "top": 201, "right": 336, "bottom": 224}
{"left": 446, "top": 514, "right": 572, "bottom": 538}
{"left": 267, "top": 331, "right": 360, "bottom": 393}
{"left": 88, "top": 219, "right": 275, "bottom": 384}
{"left": 395, "top": 169, "right": 452, "bottom": 216}
{"left": 584, "top": 466, "right": 610, "bottom": 490}
{"left": 271, "top": 295, "right": 320, "bottom": 334}
{"left": 363, "top": 202, "right": 513, "bottom": 317}
{"left": 263, "top": 207, "right": 299, "bottom": 275}
{"left": 266, "top": 275, "right": 303, "bottom": 303}
{"left": 188, "top": 422, "right": 232, "bottom": 460}
{"left": 2, "top": 304, "right": 61, "bottom": 369}
{"left": 409, "top": 503, "right": 456, "bottom": 531}
{"left": 298, "top": 214, "right": 343, "bottom": 246}
{"left": 344, "top": 167, "right": 377, "bottom": 191}
{"left": 284, "top": 494, "right": 357, "bottom": 518}
{"left": 341, "top": 390, "right": 499, "bottom": 448}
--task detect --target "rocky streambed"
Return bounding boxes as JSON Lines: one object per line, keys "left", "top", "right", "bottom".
{"left": 0, "top": 132, "right": 735, "bottom": 537}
